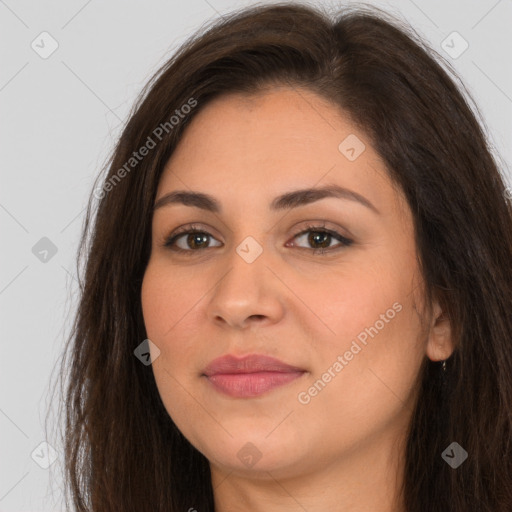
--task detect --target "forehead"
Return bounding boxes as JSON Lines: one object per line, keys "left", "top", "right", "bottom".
{"left": 157, "top": 87, "right": 402, "bottom": 214}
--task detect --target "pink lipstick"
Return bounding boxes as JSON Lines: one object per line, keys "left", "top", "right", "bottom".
{"left": 202, "top": 354, "right": 306, "bottom": 398}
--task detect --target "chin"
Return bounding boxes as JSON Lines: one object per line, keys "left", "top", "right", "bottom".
{"left": 194, "top": 426, "right": 306, "bottom": 475}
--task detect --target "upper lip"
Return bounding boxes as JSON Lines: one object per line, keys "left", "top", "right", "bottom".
{"left": 203, "top": 354, "right": 305, "bottom": 376}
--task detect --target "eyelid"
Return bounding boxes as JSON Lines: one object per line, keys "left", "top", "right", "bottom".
{"left": 291, "top": 221, "right": 352, "bottom": 241}
{"left": 288, "top": 223, "right": 353, "bottom": 253}
{"left": 165, "top": 220, "right": 351, "bottom": 240}
{"left": 164, "top": 221, "right": 217, "bottom": 237}
{"left": 162, "top": 221, "right": 354, "bottom": 254}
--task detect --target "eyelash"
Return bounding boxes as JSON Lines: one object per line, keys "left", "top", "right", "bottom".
{"left": 163, "top": 222, "right": 353, "bottom": 256}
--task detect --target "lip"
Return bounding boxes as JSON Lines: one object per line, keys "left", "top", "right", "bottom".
{"left": 202, "top": 354, "right": 306, "bottom": 398}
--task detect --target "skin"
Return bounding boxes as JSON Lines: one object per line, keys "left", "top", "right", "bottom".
{"left": 141, "top": 86, "right": 454, "bottom": 512}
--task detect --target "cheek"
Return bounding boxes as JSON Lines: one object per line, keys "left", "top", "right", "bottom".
{"left": 295, "top": 298, "right": 424, "bottom": 454}
{"left": 141, "top": 260, "right": 198, "bottom": 341}
{"left": 141, "top": 263, "right": 184, "bottom": 381}
{"left": 318, "top": 236, "right": 422, "bottom": 369}
{"left": 141, "top": 261, "right": 172, "bottom": 327}
{"left": 308, "top": 266, "right": 425, "bottom": 403}
{"left": 141, "top": 260, "right": 208, "bottom": 383}
{"left": 141, "top": 263, "right": 200, "bottom": 425}
{"left": 314, "top": 268, "right": 396, "bottom": 351}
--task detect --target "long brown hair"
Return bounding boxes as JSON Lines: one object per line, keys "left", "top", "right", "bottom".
{"left": 55, "top": 2, "right": 512, "bottom": 510}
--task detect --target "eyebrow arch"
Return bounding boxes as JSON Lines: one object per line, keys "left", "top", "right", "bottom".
{"left": 153, "top": 184, "right": 379, "bottom": 214}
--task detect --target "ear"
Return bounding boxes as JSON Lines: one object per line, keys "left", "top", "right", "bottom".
{"left": 425, "top": 300, "right": 454, "bottom": 362}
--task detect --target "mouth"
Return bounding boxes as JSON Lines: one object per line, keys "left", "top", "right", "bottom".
{"left": 202, "top": 354, "right": 307, "bottom": 398}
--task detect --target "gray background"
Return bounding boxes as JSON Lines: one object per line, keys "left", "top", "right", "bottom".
{"left": 1, "top": 0, "right": 511, "bottom": 510}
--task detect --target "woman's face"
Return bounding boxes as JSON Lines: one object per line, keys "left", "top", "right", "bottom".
{"left": 141, "top": 87, "right": 447, "bottom": 481}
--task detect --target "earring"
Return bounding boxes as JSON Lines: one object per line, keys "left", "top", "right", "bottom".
{"left": 442, "top": 360, "right": 447, "bottom": 372}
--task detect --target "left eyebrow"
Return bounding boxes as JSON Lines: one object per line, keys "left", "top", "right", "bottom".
{"left": 153, "top": 184, "right": 379, "bottom": 215}
{"left": 270, "top": 184, "right": 379, "bottom": 214}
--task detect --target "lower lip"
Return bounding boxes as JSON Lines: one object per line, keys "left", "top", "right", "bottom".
{"left": 205, "top": 371, "right": 305, "bottom": 398}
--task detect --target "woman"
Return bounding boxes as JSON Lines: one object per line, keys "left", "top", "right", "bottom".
{"left": 59, "top": 2, "right": 512, "bottom": 511}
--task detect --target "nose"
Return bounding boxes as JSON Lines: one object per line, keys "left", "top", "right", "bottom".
{"left": 206, "top": 246, "right": 285, "bottom": 330}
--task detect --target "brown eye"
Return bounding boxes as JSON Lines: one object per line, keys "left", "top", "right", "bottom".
{"left": 291, "top": 226, "right": 353, "bottom": 254}
{"left": 164, "top": 229, "right": 222, "bottom": 252}
{"left": 163, "top": 224, "right": 353, "bottom": 256}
